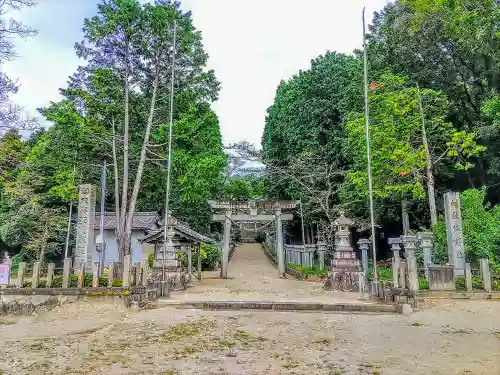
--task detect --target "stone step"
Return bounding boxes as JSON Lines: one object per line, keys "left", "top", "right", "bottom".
{"left": 157, "top": 299, "right": 399, "bottom": 314}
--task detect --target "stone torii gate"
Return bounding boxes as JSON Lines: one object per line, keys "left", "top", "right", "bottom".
{"left": 208, "top": 200, "right": 297, "bottom": 278}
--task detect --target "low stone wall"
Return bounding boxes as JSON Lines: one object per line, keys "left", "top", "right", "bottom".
{"left": 0, "top": 286, "right": 157, "bottom": 316}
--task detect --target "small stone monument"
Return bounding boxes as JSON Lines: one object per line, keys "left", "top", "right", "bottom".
{"left": 443, "top": 192, "right": 465, "bottom": 276}
{"left": 328, "top": 212, "right": 361, "bottom": 292}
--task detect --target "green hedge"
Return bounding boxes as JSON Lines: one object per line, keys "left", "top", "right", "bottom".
{"left": 286, "top": 264, "right": 328, "bottom": 277}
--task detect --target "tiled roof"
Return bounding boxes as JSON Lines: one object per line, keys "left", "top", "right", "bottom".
{"left": 94, "top": 212, "right": 159, "bottom": 230}
{"left": 138, "top": 220, "right": 217, "bottom": 244}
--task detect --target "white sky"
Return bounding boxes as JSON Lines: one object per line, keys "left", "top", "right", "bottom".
{"left": 2, "top": 0, "right": 390, "bottom": 147}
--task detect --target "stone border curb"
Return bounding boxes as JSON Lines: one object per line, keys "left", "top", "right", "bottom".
{"left": 158, "top": 300, "right": 400, "bottom": 314}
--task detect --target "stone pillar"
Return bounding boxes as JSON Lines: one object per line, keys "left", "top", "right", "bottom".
{"left": 402, "top": 236, "right": 419, "bottom": 291}
{"left": 443, "top": 192, "right": 466, "bottom": 276}
{"left": 399, "top": 261, "right": 407, "bottom": 289}
{"left": 357, "top": 239, "right": 370, "bottom": 274}
{"left": 275, "top": 208, "right": 285, "bottom": 277}
{"left": 122, "top": 255, "right": 131, "bottom": 288}
{"left": 46, "top": 263, "right": 55, "bottom": 288}
{"left": 31, "top": 261, "right": 40, "bottom": 289}
{"left": 108, "top": 261, "right": 115, "bottom": 287}
{"left": 221, "top": 210, "right": 232, "bottom": 279}
{"left": 92, "top": 262, "right": 100, "bottom": 287}
{"left": 17, "top": 262, "right": 26, "bottom": 287}
{"left": 77, "top": 261, "right": 85, "bottom": 288}
{"left": 359, "top": 272, "right": 366, "bottom": 297}
{"left": 465, "top": 263, "right": 472, "bottom": 291}
{"left": 74, "top": 184, "right": 97, "bottom": 273}
{"left": 479, "top": 258, "right": 492, "bottom": 292}
{"left": 388, "top": 237, "right": 402, "bottom": 288}
{"left": 62, "top": 258, "right": 72, "bottom": 288}
{"left": 187, "top": 244, "right": 192, "bottom": 282}
{"left": 417, "top": 232, "right": 434, "bottom": 280}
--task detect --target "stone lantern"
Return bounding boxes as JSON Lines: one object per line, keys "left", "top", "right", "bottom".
{"left": 417, "top": 232, "right": 434, "bottom": 280}
{"left": 329, "top": 212, "right": 361, "bottom": 292}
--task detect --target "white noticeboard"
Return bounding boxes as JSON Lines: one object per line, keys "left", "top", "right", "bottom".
{"left": 0, "top": 264, "right": 11, "bottom": 285}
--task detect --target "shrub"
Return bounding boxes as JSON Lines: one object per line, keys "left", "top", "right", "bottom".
{"left": 418, "top": 277, "right": 429, "bottom": 290}
{"left": 286, "top": 264, "right": 328, "bottom": 278}
{"left": 99, "top": 276, "right": 109, "bottom": 287}
{"left": 366, "top": 265, "right": 393, "bottom": 282}
{"left": 455, "top": 276, "right": 466, "bottom": 290}
{"left": 148, "top": 251, "right": 155, "bottom": 268}
{"left": 52, "top": 275, "right": 63, "bottom": 288}
{"left": 254, "top": 231, "right": 266, "bottom": 243}
{"left": 199, "top": 244, "right": 220, "bottom": 271}
{"left": 112, "top": 279, "right": 123, "bottom": 287}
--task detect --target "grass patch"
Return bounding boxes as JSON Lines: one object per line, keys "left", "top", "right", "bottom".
{"left": 0, "top": 319, "right": 16, "bottom": 325}
{"left": 164, "top": 319, "right": 216, "bottom": 342}
{"left": 411, "top": 322, "right": 424, "bottom": 327}
{"left": 282, "top": 359, "right": 300, "bottom": 369}
{"left": 493, "top": 332, "right": 500, "bottom": 339}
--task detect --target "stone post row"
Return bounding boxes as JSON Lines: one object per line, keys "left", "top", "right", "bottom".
{"left": 122, "top": 255, "right": 131, "bottom": 288}
{"left": 479, "top": 258, "right": 492, "bottom": 292}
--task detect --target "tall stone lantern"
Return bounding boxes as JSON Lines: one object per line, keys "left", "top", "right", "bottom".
{"left": 329, "top": 212, "right": 361, "bottom": 292}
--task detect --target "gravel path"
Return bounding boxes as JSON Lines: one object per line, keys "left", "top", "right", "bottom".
{"left": 171, "top": 243, "right": 368, "bottom": 304}
{"left": 0, "top": 299, "right": 498, "bottom": 374}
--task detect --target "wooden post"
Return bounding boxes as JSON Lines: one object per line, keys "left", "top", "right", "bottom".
{"left": 62, "top": 258, "right": 72, "bottom": 288}
{"left": 77, "top": 261, "right": 85, "bottom": 288}
{"left": 46, "top": 263, "right": 55, "bottom": 288}
{"left": 108, "top": 261, "right": 115, "bottom": 288}
{"left": 92, "top": 262, "right": 99, "bottom": 287}
{"left": 197, "top": 244, "right": 202, "bottom": 281}
{"left": 31, "top": 262, "right": 40, "bottom": 289}
{"left": 17, "top": 262, "right": 26, "bottom": 288}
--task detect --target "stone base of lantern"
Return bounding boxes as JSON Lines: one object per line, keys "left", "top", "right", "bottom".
{"left": 327, "top": 250, "right": 362, "bottom": 292}
{"left": 150, "top": 267, "right": 188, "bottom": 291}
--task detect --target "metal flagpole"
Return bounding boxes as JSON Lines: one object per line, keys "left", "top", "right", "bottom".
{"left": 162, "top": 19, "right": 177, "bottom": 294}
{"left": 99, "top": 159, "right": 107, "bottom": 275}
{"left": 362, "top": 7, "right": 378, "bottom": 289}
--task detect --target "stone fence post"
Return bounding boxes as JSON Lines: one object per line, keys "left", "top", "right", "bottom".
{"left": 46, "top": 263, "right": 55, "bottom": 288}
{"left": 388, "top": 237, "right": 402, "bottom": 288}
{"left": 479, "top": 258, "right": 492, "bottom": 292}
{"left": 92, "top": 262, "right": 100, "bottom": 288}
{"left": 402, "top": 236, "right": 419, "bottom": 291}
{"left": 122, "top": 255, "right": 131, "bottom": 288}
{"left": 77, "top": 261, "right": 85, "bottom": 288}
{"left": 108, "top": 262, "right": 116, "bottom": 287}
{"left": 357, "top": 239, "right": 370, "bottom": 275}
{"left": 418, "top": 232, "right": 434, "bottom": 280}
{"left": 465, "top": 263, "right": 472, "bottom": 291}
{"left": 17, "top": 262, "right": 26, "bottom": 288}
{"left": 31, "top": 261, "right": 40, "bottom": 288}
{"left": 62, "top": 258, "right": 72, "bottom": 288}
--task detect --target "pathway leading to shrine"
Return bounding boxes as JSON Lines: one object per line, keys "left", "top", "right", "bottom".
{"left": 167, "top": 243, "right": 371, "bottom": 304}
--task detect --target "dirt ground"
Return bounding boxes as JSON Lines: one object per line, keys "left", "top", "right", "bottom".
{"left": 0, "top": 299, "right": 499, "bottom": 375}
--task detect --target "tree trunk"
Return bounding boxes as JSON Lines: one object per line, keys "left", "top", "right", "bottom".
{"left": 417, "top": 85, "right": 438, "bottom": 226}
{"left": 39, "top": 222, "right": 48, "bottom": 265}
{"left": 401, "top": 198, "right": 410, "bottom": 235}
{"left": 125, "top": 71, "right": 159, "bottom": 238}
{"left": 120, "top": 41, "right": 130, "bottom": 256}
